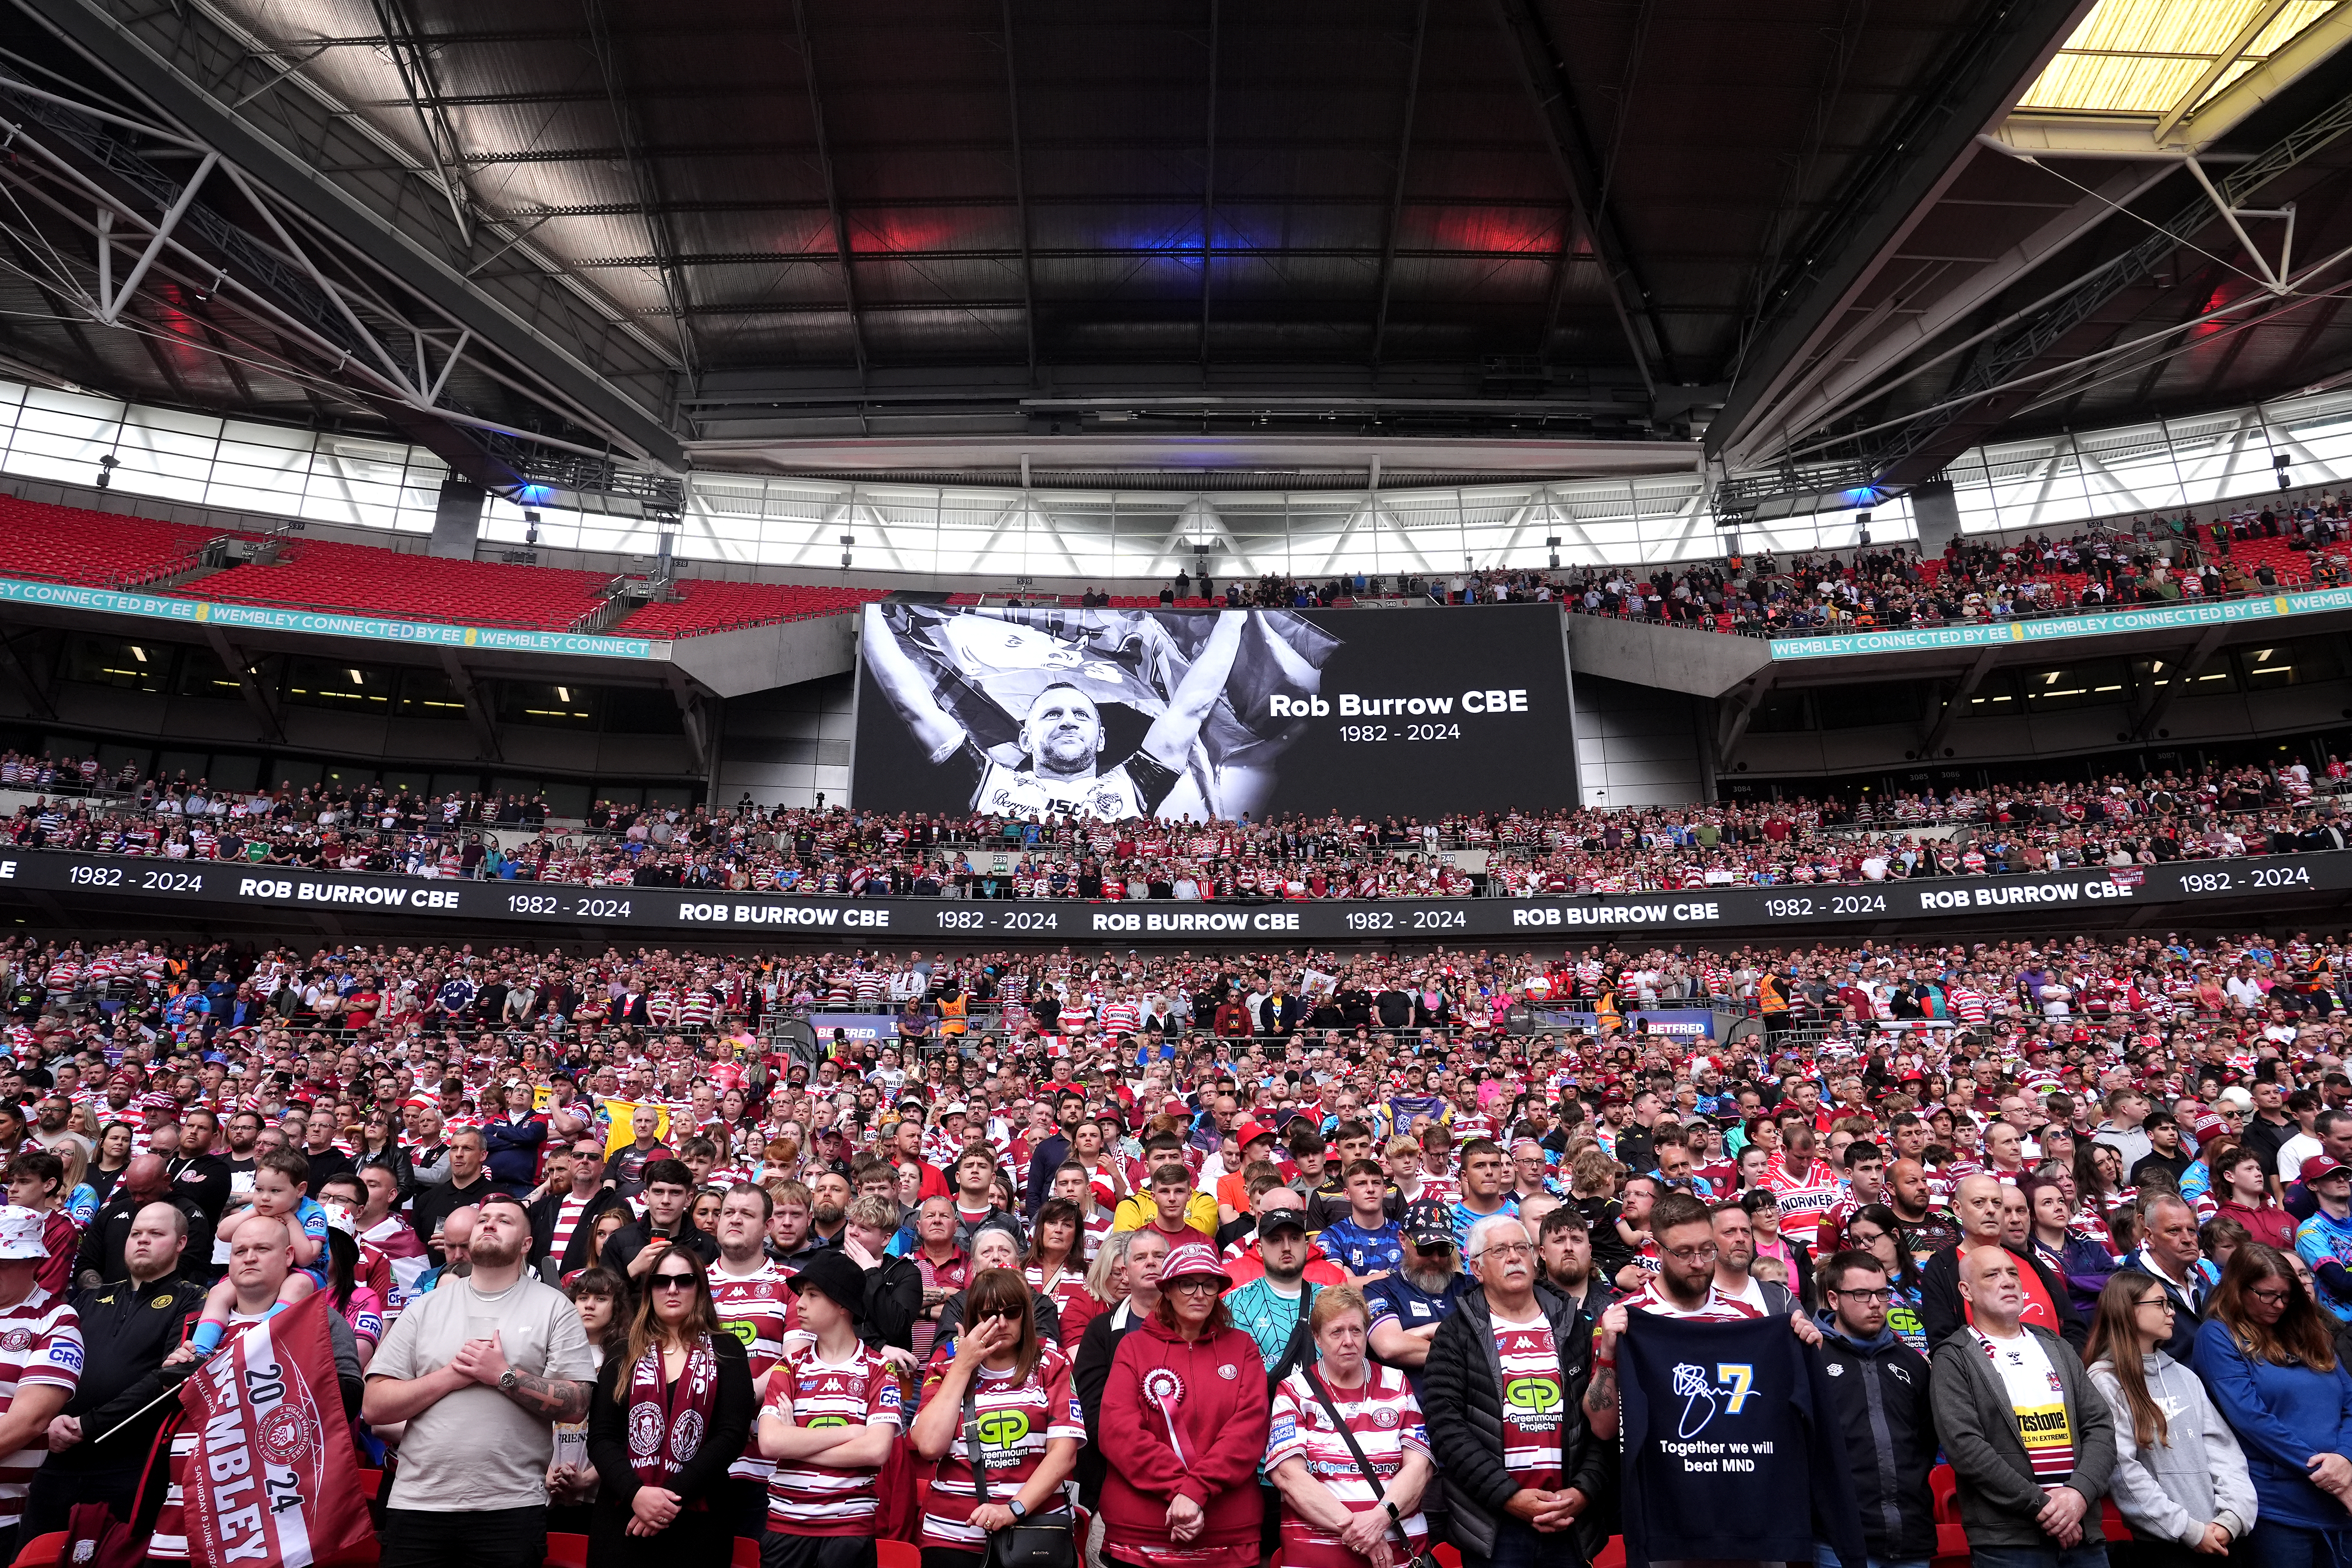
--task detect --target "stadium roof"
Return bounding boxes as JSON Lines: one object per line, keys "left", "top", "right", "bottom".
{"left": 1, "top": 0, "right": 2351, "bottom": 514}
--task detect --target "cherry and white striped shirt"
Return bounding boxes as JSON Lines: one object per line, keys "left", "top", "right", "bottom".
{"left": 1265, "top": 1363, "right": 1431, "bottom": 1568}
{"left": 0, "top": 1286, "right": 77, "bottom": 1529}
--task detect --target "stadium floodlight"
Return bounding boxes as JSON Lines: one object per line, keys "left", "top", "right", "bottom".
{"left": 1856, "top": 510, "right": 1872, "bottom": 546}
{"left": 1547, "top": 535, "right": 1562, "bottom": 569}
{"left": 95, "top": 452, "right": 118, "bottom": 490}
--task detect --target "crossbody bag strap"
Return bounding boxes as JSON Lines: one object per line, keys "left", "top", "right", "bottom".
{"left": 1302, "top": 1370, "right": 1401, "bottom": 1545}
{"left": 963, "top": 1382, "right": 994, "bottom": 1506}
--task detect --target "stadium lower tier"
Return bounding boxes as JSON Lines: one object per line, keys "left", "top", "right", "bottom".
{"left": 13, "top": 842, "right": 2352, "bottom": 944}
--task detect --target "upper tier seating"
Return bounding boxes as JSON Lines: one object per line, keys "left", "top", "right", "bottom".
{"left": 0, "top": 499, "right": 224, "bottom": 587}
{"left": 617, "top": 581, "right": 891, "bottom": 636}
{"left": 195, "top": 542, "right": 610, "bottom": 632}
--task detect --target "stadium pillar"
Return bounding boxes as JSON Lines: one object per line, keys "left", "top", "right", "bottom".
{"left": 429, "top": 478, "right": 485, "bottom": 559}
{"left": 1911, "top": 479, "right": 1960, "bottom": 556}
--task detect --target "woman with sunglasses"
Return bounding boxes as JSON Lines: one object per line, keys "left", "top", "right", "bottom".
{"left": 2195, "top": 1243, "right": 2352, "bottom": 1563}
{"left": 1265, "top": 1285, "right": 1431, "bottom": 1568}
{"left": 585, "top": 1244, "right": 755, "bottom": 1568}
{"left": 1844, "top": 1203, "right": 1929, "bottom": 1353}
{"left": 909, "top": 1267, "right": 1081, "bottom": 1568}
{"left": 1098, "top": 1240, "right": 1271, "bottom": 1568}
{"left": 2085, "top": 1271, "right": 2255, "bottom": 1567}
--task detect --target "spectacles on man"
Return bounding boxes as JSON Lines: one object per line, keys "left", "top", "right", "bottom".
{"left": 1663, "top": 1244, "right": 1719, "bottom": 1264}
{"left": 1830, "top": 1287, "right": 1893, "bottom": 1304}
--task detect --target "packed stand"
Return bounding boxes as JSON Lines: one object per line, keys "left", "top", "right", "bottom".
{"left": 1567, "top": 491, "right": 2352, "bottom": 640}
{"left": 3, "top": 924, "right": 2352, "bottom": 1565}
{"left": 1, "top": 750, "right": 2349, "bottom": 902}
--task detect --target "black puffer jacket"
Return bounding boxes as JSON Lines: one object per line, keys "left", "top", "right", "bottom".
{"left": 1423, "top": 1287, "right": 1614, "bottom": 1558}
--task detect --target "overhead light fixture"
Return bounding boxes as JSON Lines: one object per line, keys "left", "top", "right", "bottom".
{"left": 556, "top": 686, "right": 571, "bottom": 702}
{"left": 128, "top": 646, "right": 146, "bottom": 662}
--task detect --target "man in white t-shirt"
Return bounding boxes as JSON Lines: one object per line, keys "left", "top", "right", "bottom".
{"left": 363, "top": 1191, "right": 596, "bottom": 1568}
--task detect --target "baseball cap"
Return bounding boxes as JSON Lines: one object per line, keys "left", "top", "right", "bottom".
{"left": 1236, "top": 1121, "right": 1277, "bottom": 1150}
{"left": 2303, "top": 1155, "right": 2352, "bottom": 1186}
{"left": 1402, "top": 1200, "right": 1455, "bottom": 1250}
{"left": 1257, "top": 1194, "right": 1309, "bottom": 1235}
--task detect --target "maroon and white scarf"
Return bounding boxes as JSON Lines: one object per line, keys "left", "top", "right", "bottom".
{"left": 625, "top": 1335, "right": 719, "bottom": 1488}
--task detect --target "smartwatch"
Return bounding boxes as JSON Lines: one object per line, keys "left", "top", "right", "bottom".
{"left": 1007, "top": 1500, "right": 1029, "bottom": 1521}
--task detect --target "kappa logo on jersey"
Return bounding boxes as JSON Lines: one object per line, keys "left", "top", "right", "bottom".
{"left": 1672, "top": 1362, "right": 1756, "bottom": 1440}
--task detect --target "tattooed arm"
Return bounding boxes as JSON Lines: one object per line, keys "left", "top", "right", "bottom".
{"left": 1583, "top": 1303, "right": 1626, "bottom": 1441}
{"left": 451, "top": 1333, "right": 594, "bottom": 1424}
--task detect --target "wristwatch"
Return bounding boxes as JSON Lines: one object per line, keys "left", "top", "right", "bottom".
{"left": 1007, "top": 1500, "right": 1028, "bottom": 1521}
{"left": 499, "top": 1370, "right": 520, "bottom": 1394}
{"left": 1382, "top": 1501, "right": 1401, "bottom": 1522}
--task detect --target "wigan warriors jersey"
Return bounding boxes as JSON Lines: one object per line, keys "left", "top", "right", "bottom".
{"left": 712, "top": 1259, "right": 800, "bottom": 1481}
{"left": 763, "top": 1343, "right": 902, "bottom": 1536}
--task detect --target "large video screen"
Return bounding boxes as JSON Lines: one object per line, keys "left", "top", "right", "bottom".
{"left": 851, "top": 601, "right": 1575, "bottom": 821}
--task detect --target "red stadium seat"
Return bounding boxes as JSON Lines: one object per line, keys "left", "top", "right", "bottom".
{"left": 877, "top": 1541, "right": 922, "bottom": 1568}
{"left": 731, "top": 1539, "right": 761, "bottom": 1568}
{"left": 197, "top": 541, "right": 611, "bottom": 633}
{"left": 1432, "top": 1546, "right": 1463, "bottom": 1568}
{"left": 8, "top": 1532, "right": 63, "bottom": 1568}
{"left": 1930, "top": 1462, "right": 1959, "bottom": 1521}
{"left": 544, "top": 1532, "right": 591, "bottom": 1568}
{"left": 0, "top": 498, "right": 228, "bottom": 588}
{"left": 617, "top": 580, "right": 891, "bottom": 637}
{"left": 1588, "top": 1538, "right": 1625, "bottom": 1568}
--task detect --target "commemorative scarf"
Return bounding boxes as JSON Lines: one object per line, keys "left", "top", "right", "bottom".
{"left": 626, "top": 1334, "right": 719, "bottom": 1488}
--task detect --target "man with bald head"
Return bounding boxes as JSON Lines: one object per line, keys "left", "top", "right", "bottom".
{"left": 1921, "top": 1173, "right": 2085, "bottom": 1353}
{"left": 1929, "top": 1245, "right": 2115, "bottom": 1562}
{"left": 74, "top": 1155, "right": 210, "bottom": 1291}
{"left": 1885, "top": 1157, "right": 1961, "bottom": 1261}
{"left": 30, "top": 1202, "right": 206, "bottom": 1533}
{"left": 412, "top": 1206, "right": 477, "bottom": 1295}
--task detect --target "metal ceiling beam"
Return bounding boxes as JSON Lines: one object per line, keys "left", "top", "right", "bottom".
{"left": 1729, "top": 159, "right": 2178, "bottom": 469}
{"left": 1199, "top": 0, "right": 1220, "bottom": 369}
{"left": 789, "top": 0, "right": 866, "bottom": 389}
{"left": 1704, "top": 0, "right": 2094, "bottom": 461}
{"left": 2173, "top": 0, "right": 2352, "bottom": 149}
{"left": 582, "top": 0, "right": 697, "bottom": 377}
{"left": 1001, "top": 0, "right": 1037, "bottom": 379}
{"left": 13, "top": 0, "right": 690, "bottom": 470}
{"left": 363, "top": 0, "right": 473, "bottom": 246}
{"left": 1369, "top": 0, "right": 1428, "bottom": 365}
{"left": 1490, "top": 0, "right": 1670, "bottom": 390}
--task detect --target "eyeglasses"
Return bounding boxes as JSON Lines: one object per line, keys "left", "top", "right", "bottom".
{"left": 1478, "top": 1242, "right": 1536, "bottom": 1261}
{"left": 1663, "top": 1244, "right": 1720, "bottom": 1264}
{"left": 1166, "top": 1278, "right": 1222, "bottom": 1296}
{"left": 1831, "top": 1287, "right": 1893, "bottom": 1304}
{"left": 651, "top": 1274, "right": 698, "bottom": 1291}
{"left": 2134, "top": 1294, "right": 2179, "bottom": 1313}
{"left": 2245, "top": 1286, "right": 2293, "bottom": 1306}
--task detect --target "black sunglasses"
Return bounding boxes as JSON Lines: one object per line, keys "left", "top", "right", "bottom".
{"left": 651, "top": 1273, "right": 698, "bottom": 1291}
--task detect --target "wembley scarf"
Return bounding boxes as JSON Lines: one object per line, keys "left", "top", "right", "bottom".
{"left": 626, "top": 1335, "right": 719, "bottom": 1488}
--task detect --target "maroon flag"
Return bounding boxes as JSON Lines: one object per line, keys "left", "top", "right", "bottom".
{"left": 177, "top": 1293, "right": 372, "bottom": 1568}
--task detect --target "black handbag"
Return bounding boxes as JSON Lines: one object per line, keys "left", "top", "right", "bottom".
{"left": 1302, "top": 1368, "right": 1439, "bottom": 1568}
{"left": 965, "top": 1382, "right": 1077, "bottom": 1568}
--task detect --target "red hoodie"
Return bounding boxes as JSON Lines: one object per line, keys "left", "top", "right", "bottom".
{"left": 1099, "top": 1313, "right": 1271, "bottom": 1568}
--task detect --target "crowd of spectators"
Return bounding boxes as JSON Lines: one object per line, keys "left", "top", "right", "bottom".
{"left": 0, "top": 751, "right": 2346, "bottom": 900}
{"left": 0, "top": 917, "right": 2346, "bottom": 1564}
{"left": 1564, "top": 491, "right": 2352, "bottom": 639}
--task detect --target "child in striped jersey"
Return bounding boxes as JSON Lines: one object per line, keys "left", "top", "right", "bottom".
{"left": 757, "top": 1252, "right": 902, "bottom": 1568}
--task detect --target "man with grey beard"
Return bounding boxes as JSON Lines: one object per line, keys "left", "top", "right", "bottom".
{"left": 1364, "top": 1199, "right": 1470, "bottom": 1405}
